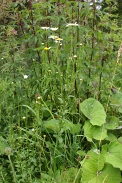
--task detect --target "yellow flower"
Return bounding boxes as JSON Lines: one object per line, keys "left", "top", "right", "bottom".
{"left": 56, "top": 38, "right": 63, "bottom": 41}
{"left": 44, "top": 47, "right": 51, "bottom": 51}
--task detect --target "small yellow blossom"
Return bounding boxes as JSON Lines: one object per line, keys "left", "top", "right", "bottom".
{"left": 44, "top": 47, "right": 51, "bottom": 51}
{"left": 56, "top": 38, "right": 63, "bottom": 41}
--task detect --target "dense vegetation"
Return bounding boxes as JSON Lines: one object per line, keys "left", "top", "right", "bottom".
{"left": 0, "top": 0, "right": 122, "bottom": 182}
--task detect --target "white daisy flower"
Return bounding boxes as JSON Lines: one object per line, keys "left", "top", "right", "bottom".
{"left": 50, "top": 27, "right": 58, "bottom": 31}
{"left": 48, "top": 35, "right": 58, "bottom": 39}
{"left": 66, "top": 22, "right": 79, "bottom": 27}
{"left": 41, "top": 27, "right": 50, "bottom": 30}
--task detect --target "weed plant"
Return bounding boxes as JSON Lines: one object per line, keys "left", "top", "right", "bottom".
{"left": 0, "top": 0, "right": 122, "bottom": 182}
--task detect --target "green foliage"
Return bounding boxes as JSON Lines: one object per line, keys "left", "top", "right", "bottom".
{"left": 43, "top": 119, "right": 60, "bottom": 133}
{"left": 105, "top": 116, "right": 119, "bottom": 130}
{"left": 81, "top": 144, "right": 122, "bottom": 183}
{"left": 110, "top": 90, "right": 122, "bottom": 113}
{"left": 83, "top": 121, "right": 107, "bottom": 141}
{"left": 0, "top": 136, "right": 8, "bottom": 155}
{"left": 80, "top": 98, "right": 106, "bottom": 126}
{"left": 0, "top": 0, "right": 122, "bottom": 182}
{"left": 80, "top": 98, "right": 122, "bottom": 183}
{"left": 102, "top": 141, "right": 122, "bottom": 170}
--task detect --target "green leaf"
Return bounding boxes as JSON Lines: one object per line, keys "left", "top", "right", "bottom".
{"left": 61, "top": 120, "right": 81, "bottom": 134}
{"left": 105, "top": 116, "right": 119, "bottom": 130}
{"left": 70, "top": 123, "right": 81, "bottom": 134}
{"left": 103, "top": 140, "right": 122, "bottom": 170}
{"left": 83, "top": 121, "right": 107, "bottom": 142}
{"left": 80, "top": 98, "right": 106, "bottom": 126}
{"left": 98, "top": 164, "right": 122, "bottom": 183}
{"left": 110, "top": 91, "right": 122, "bottom": 113}
{"left": 43, "top": 119, "right": 60, "bottom": 133}
{"left": 81, "top": 150, "right": 105, "bottom": 182}
{"left": 105, "top": 133, "right": 117, "bottom": 142}
{"left": 77, "top": 150, "right": 86, "bottom": 157}
{"left": 81, "top": 150, "right": 121, "bottom": 183}
{"left": 118, "top": 137, "right": 122, "bottom": 144}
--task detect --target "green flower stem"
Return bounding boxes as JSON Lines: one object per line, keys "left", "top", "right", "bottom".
{"left": 40, "top": 96, "right": 54, "bottom": 119}
{"left": 8, "top": 155, "right": 17, "bottom": 183}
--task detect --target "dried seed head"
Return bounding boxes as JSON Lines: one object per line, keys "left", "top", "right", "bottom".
{"left": 4, "top": 147, "right": 11, "bottom": 155}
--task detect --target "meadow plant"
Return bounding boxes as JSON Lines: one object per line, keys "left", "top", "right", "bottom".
{"left": 0, "top": 0, "right": 122, "bottom": 182}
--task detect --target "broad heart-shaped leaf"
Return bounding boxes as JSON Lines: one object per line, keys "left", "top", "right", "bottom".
{"left": 83, "top": 121, "right": 107, "bottom": 142}
{"left": 102, "top": 140, "right": 122, "bottom": 170}
{"left": 81, "top": 150, "right": 121, "bottom": 183}
{"left": 80, "top": 98, "right": 106, "bottom": 126}
{"left": 43, "top": 119, "right": 60, "bottom": 133}
{"left": 81, "top": 150, "right": 105, "bottom": 182}
{"left": 105, "top": 133, "right": 117, "bottom": 142}
{"left": 105, "top": 116, "right": 119, "bottom": 130}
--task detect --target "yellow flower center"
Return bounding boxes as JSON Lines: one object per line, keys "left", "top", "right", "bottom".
{"left": 44, "top": 47, "right": 50, "bottom": 51}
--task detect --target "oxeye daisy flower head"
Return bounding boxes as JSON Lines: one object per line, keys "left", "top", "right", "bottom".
{"left": 48, "top": 35, "right": 58, "bottom": 40}
{"left": 44, "top": 47, "right": 51, "bottom": 51}
{"left": 66, "top": 22, "right": 79, "bottom": 27}
{"left": 56, "top": 38, "right": 63, "bottom": 41}
{"left": 50, "top": 27, "right": 58, "bottom": 31}
{"left": 55, "top": 37, "right": 63, "bottom": 43}
{"left": 41, "top": 27, "right": 50, "bottom": 30}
